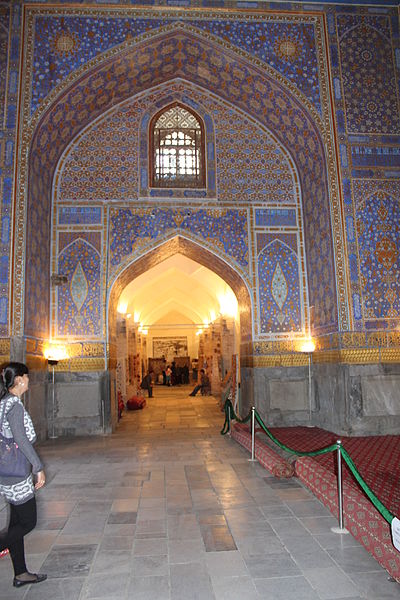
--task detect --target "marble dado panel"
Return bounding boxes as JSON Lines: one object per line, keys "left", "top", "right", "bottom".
{"left": 362, "top": 376, "right": 400, "bottom": 416}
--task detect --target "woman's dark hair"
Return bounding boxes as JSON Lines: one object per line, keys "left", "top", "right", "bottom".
{"left": 0, "top": 362, "right": 29, "bottom": 399}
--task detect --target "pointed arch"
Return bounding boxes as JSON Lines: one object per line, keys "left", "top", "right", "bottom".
{"left": 19, "top": 25, "right": 343, "bottom": 339}
{"left": 108, "top": 235, "right": 253, "bottom": 351}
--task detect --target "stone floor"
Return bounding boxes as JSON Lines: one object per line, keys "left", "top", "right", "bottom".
{"left": 0, "top": 385, "right": 399, "bottom": 599}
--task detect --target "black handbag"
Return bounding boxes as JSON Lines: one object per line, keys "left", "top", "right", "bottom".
{"left": 0, "top": 398, "right": 29, "bottom": 478}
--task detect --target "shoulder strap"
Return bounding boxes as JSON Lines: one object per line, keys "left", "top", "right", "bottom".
{"left": 0, "top": 393, "right": 14, "bottom": 429}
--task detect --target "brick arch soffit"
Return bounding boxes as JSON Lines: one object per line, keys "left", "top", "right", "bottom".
{"left": 107, "top": 235, "right": 253, "bottom": 348}
{"left": 25, "top": 25, "right": 338, "bottom": 335}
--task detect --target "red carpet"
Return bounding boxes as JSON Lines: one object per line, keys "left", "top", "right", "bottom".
{"left": 268, "top": 426, "right": 400, "bottom": 519}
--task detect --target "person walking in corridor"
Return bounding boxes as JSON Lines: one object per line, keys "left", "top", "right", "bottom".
{"left": 0, "top": 362, "right": 47, "bottom": 588}
{"left": 140, "top": 370, "right": 154, "bottom": 398}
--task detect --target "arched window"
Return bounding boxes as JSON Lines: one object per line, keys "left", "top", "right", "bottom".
{"left": 150, "top": 103, "right": 205, "bottom": 188}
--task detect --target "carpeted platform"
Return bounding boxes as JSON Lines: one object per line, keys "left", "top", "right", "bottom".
{"left": 231, "top": 423, "right": 400, "bottom": 582}
{"left": 268, "top": 426, "right": 400, "bottom": 519}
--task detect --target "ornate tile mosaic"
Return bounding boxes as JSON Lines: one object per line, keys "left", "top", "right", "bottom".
{"left": 337, "top": 14, "right": 400, "bottom": 135}
{"left": 30, "top": 12, "right": 321, "bottom": 115}
{"left": 16, "top": 5, "right": 348, "bottom": 349}
{"left": 257, "top": 233, "right": 302, "bottom": 333}
{"left": 23, "top": 26, "right": 338, "bottom": 335}
{"left": 57, "top": 233, "right": 102, "bottom": 337}
{"left": 59, "top": 80, "right": 295, "bottom": 204}
{"left": 109, "top": 207, "right": 249, "bottom": 275}
{"left": 0, "top": 7, "right": 9, "bottom": 125}
{"left": 353, "top": 181, "right": 400, "bottom": 325}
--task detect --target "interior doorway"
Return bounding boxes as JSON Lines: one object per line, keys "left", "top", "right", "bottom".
{"left": 114, "top": 254, "right": 240, "bottom": 407}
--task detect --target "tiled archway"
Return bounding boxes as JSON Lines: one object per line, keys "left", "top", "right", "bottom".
{"left": 21, "top": 26, "right": 340, "bottom": 340}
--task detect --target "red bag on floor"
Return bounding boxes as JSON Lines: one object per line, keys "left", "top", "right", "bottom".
{"left": 126, "top": 396, "right": 146, "bottom": 410}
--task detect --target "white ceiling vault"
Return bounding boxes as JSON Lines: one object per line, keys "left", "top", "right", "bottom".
{"left": 117, "top": 254, "right": 238, "bottom": 330}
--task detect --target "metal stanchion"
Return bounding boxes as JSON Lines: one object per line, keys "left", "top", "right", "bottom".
{"left": 227, "top": 411, "right": 231, "bottom": 436}
{"left": 48, "top": 359, "right": 58, "bottom": 439}
{"left": 248, "top": 407, "right": 257, "bottom": 462}
{"left": 331, "top": 440, "right": 349, "bottom": 534}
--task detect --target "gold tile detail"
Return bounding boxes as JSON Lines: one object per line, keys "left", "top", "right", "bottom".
{"left": 340, "top": 349, "right": 380, "bottom": 364}
{"left": 56, "top": 358, "right": 105, "bottom": 371}
{"left": 340, "top": 332, "right": 366, "bottom": 348}
{"left": 0, "top": 338, "right": 10, "bottom": 357}
{"left": 380, "top": 349, "right": 400, "bottom": 363}
{"left": 387, "top": 332, "right": 400, "bottom": 348}
{"left": 312, "top": 350, "right": 341, "bottom": 364}
{"left": 366, "top": 332, "right": 387, "bottom": 347}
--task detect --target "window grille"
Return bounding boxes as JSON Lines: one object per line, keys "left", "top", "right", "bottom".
{"left": 151, "top": 104, "right": 205, "bottom": 188}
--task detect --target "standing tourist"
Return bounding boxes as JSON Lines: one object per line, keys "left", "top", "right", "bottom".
{"left": 0, "top": 362, "right": 47, "bottom": 588}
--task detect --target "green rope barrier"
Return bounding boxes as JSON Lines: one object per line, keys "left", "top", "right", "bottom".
{"left": 220, "top": 400, "right": 251, "bottom": 435}
{"left": 221, "top": 400, "right": 395, "bottom": 525}
{"left": 254, "top": 410, "right": 337, "bottom": 457}
{"left": 340, "top": 447, "right": 394, "bottom": 524}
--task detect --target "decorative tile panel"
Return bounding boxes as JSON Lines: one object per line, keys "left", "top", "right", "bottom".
{"left": 257, "top": 233, "right": 302, "bottom": 333}
{"left": 30, "top": 12, "right": 321, "bottom": 115}
{"left": 354, "top": 182, "right": 400, "bottom": 324}
{"left": 109, "top": 207, "right": 249, "bottom": 275}
{"left": 57, "top": 234, "right": 102, "bottom": 337}
{"left": 337, "top": 14, "right": 400, "bottom": 135}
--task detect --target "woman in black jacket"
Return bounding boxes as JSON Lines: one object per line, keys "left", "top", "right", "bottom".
{"left": 0, "top": 362, "right": 47, "bottom": 588}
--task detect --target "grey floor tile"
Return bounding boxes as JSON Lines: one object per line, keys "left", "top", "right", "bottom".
{"left": 83, "top": 572, "right": 130, "bottom": 599}
{"left": 170, "top": 562, "right": 215, "bottom": 600}
{"left": 300, "top": 515, "right": 339, "bottom": 534}
{"left": 235, "top": 533, "right": 285, "bottom": 557}
{"left": 347, "top": 571, "right": 400, "bottom": 599}
{"left": 132, "top": 554, "right": 169, "bottom": 577}
{"left": 127, "top": 575, "right": 170, "bottom": 600}
{"left": 168, "top": 539, "right": 206, "bottom": 564}
{"left": 204, "top": 551, "right": 248, "bottom": 578}
{"left": 134, "top": 538, "right": 168, "bottom": 556}
{"left": 211, "top": 575, "right": 260, "bottom": 600}
{"left": 98, "top": 535, "right": 133, "bottom": 551}
{"left": 22, "top": 576, "right": 85, "bottom": 600}
{"left": 40, "top": 544, "right": 97, "bottom": 579}
{"left": 107, "top": 511, "right": 137, "bottom": 524}
{"left": 303, "top": 566, "right": 361, "bottom": 599}
{"left": 244, "top": 552, "right": 301, "bottom": 579}
{"left": 5, "top": 391, "right": 389, "bottom": 600}
{"left": 326, "top": 545, "right": 386, "bottom": 573}
{"left": 254, "top": 575, "right": 321, "bottom": 599}
{"left": 91, "top": 549, "right": 132, "bottom": 574}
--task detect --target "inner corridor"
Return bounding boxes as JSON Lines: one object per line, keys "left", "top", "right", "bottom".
{"left": 0, "top": 386, "right": 398, "bottom": 600}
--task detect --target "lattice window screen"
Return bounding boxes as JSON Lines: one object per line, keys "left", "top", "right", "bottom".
{"left": 152, "top": 105, "right": 205, "bottom": 188}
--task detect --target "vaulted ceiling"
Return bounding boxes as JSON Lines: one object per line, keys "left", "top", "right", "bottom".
{"left": 118, "top": 254, "right": 237, "bottom": 329}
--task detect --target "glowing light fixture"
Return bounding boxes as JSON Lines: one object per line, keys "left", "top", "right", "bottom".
{"left": 218, "top": 289, "right": 238, "bottom": 319}
{"left": 44, "top": 342, "right": 68, "bottom": 440}
{"left": 300, "top": 338, "right": 316, "bottom": 353}
{"left": 117, "top": 301, "right": 128, "bottom": 314}
{"left": 44, "top": 343, "right": 69, "bottom": 364}
{"left": 299, "top": 337, "right": 315, "bottom": 427}
{"left": 133, "top": 310, "right": 141, "bottom": 323}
